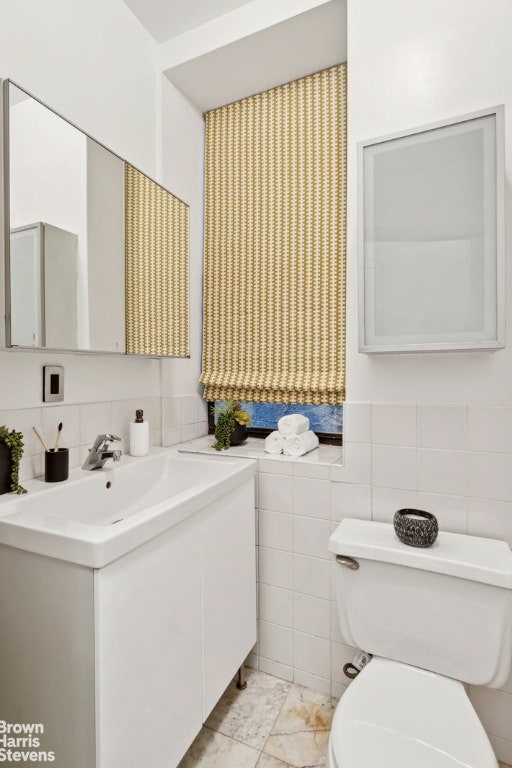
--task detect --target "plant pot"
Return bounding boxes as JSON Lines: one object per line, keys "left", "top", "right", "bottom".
{"left": 0, "top": 441, "right": 12, "bottom": 495}
{"left": 230, "top": 423, "right": 248, "bottom": 446}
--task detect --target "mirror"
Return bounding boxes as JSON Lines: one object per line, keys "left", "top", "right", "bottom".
{"left": 3, "top": 80, "right": 189, "bottom": 356}
{"left": 358, "top": 106, "right": 504, "bottom": 353}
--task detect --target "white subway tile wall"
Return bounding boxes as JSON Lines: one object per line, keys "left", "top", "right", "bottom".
{"left": 2, "top": 397, "right": 512, "bottom": 762}
{"left": 1, "top": 394, "right": 209, "bottom": 482}
{"left": 249, "top": 401, "right": 512, "bottom": 763}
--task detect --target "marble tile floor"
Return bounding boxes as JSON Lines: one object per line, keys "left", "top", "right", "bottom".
{"left": 178, "top": 668, "right": 336, "bottom": 768}
{"left": 178, "top": 667, "right": 512, "bottom": 768}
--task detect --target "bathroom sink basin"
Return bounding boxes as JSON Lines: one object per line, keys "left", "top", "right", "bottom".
{"left": 0, "top": 448, "right": 255, "bottom": 567}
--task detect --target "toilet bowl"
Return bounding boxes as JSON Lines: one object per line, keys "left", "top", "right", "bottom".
{"left": 328, "top": 519, "right": 512, "bottom": 768}
{"left": 328, "top": 658, "right": 497, "bottom": 768}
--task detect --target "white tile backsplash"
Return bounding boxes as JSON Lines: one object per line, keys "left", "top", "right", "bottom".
{"left": 342, "top": 402, "right": 371, "bottom": 443}
{"left": 162, "top": 397, "right": 182, "bottom": 429}
{"left": 293, "top": 516, "right": 331, "bottom": 560}
{"left": 0, "top": 408, "right": 44, "bottom": 456}
{"left": 371, "top": 486, "right": 418, "bottom": 523}
{"left": 292, "top": 477, "right": 331, "bottom": 519}
{"left": 251, "top": 398, "right": 512, "bottom": 762}
{"left": 1, "top": 393, "right": 211, "bottom": 484}
{"left": 259, "top": 473, "right": 293, "bottom": 514}
{"left": 372, "top": 445, "right": 417, "bottom": 490}
{"left": 418, "top": 448, "right": 467, "bottom": 497}
{"left": 293, "top": 592, "right": 330, "bottom": 639}
{"left": 41, "top": 404, "right": 81, "bottom": 450}
{"left": 293, "top": 554, "right": 331, "bottom": 600}
{"left": 259, "top": 620, "right": 293, "bottom": 667}
{"left": 468, "top": 452, "right": 512, "bottom": 503}
{"left": 416, "top": 492, "right": 467, "bottom": 534}
{"left": 468, "top": 407, "right": 512, "bottom": 454}
{"left": 4, "top": 391, "right": 512, "bottom": 760}
{"left": 418, "top": 405, "right": 467, "bottom": 450}
{"left": 467, "top": 498, "right": 512, "bottom": 546}
{"left": 293, "top": 630, "right": 331, "bottom": 679}
{"left": 259, "top": 583, "right": 293, "bottom": 627}
{"left": 80, "top": 402, "right": 113, "bottom": 446}
{"left": 330, "top": 442, "right": 371, "bottom": 485}
{"left": 469, "top": 686, "right": 512, "bottom": 742}
{"left": 330, "top": 482, "right": 372, "bottom": 522}
{"left": 259, "top": 547, "right": 293, "bottom": 590}
{"left": 259, "top": 509, "right": 293, "bottom": 552}
{"left": 372, "top": 404, "right": 416, "bottom": 447}
{"left": 181, "top": 395, "right": 200, "bottom": 425}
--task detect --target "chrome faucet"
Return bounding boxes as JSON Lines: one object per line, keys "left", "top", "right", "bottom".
{"left": 82, "top": 433, "right": 122, "bottom": 471}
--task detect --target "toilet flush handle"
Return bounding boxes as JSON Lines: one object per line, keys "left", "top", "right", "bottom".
{"left": 335, "top": 554, "right": 359, "bottom": 570}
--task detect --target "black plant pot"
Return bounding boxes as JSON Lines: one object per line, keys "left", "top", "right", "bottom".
{"left": 230, "top": 423, "right": 248, "bottom": 446}
{"left": 0, "top": 441, "right": 12, "bottom": 495}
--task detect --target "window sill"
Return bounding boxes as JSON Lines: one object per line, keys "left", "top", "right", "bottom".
{"left": 177, "top": 435, "right": 343, "bottom": 479}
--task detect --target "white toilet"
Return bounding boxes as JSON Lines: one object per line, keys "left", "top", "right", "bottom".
{"left": 328, "top": 518, "right": 512, "bottom": 768}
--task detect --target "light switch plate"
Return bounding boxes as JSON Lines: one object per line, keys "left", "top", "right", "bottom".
{"left": 43, "top": 366, "right": 64, "bottom": 403}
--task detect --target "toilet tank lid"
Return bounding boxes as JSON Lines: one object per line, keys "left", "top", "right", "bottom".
{"left": 329, "top": 519, "right": 512, "bottom": 588}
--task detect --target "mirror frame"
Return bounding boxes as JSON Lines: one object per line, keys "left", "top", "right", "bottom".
{"left": 358, "top": 105, "right": 505, "bottom": 354}
{"left": 1, "top": 78, "right": 190, "bottom": 358}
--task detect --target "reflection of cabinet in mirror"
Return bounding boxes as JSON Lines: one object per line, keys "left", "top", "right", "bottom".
{"left": 3, "top": 79, "right": 189, "bottom": 357}
{"left": 9, "top": 222, "right": 78, "bottom": 348}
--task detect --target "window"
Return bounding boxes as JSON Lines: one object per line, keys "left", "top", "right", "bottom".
{"left": 209, "top": 402, "right": 343, "bottom": 444}
{"left": 201, "top": 65, "right": 347, "bottom": 427}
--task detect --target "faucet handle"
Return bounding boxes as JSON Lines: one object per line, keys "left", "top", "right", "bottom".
{"left": 104, "top": 434, "right": 121, "bottom": 443}
{"left": 94, "top": 433, "right": 121, "bottom": 452}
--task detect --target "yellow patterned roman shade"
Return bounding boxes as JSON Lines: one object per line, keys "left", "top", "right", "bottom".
{"left": 200, "top": 64, "right": 347, "bottom": 405}
{"left": 125, "top": 164, "right": 189, "bottom": 356}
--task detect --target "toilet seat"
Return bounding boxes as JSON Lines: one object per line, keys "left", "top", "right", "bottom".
{"left": 329, "top": 657, "right": 497, "bottom": 768}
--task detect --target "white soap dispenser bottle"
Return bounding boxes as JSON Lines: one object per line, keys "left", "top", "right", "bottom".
{"left": 130, "top": 409, "right": 149, "bottom": 456}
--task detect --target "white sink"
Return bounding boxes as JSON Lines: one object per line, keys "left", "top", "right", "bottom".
{"left": 0, "top": 448, "right": 256, "bottom": 567}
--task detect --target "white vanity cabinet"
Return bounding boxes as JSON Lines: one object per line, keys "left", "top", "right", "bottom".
{"left": 0, "top": 477, "right": 256, "bottom": 768}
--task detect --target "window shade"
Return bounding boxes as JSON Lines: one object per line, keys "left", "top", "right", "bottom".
{"left": 200, "top": 64, "right": 347, "bottom": 405}
{"left": 125, "top": 164, "right": 189, "bottom": 357}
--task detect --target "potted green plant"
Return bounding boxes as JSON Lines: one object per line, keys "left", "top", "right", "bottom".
{"left": 212, "top": 401, "right": 251, "bottom": 451}
{"left": 0, "top": 426, "right": 27, "bottom": 495}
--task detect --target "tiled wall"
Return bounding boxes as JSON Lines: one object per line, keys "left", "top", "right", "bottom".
{"left": 251, "top": 401, "right": 512, "bottom": 764}
{"left": 0, "top": 394, "right": 208, "bottom": 483}
{"left": 3, "top": 395, "right": 511, "bottom": 761}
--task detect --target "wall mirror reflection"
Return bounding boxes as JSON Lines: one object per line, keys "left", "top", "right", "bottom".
{"left": 3, "top": 80, "right": 189, "bottom": 357}
{"left": 359, "top": 106, "right": 504, "bottom": 353}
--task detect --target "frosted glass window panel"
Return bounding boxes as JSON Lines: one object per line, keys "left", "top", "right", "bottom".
{"left": 359, "top": 108, "right": 504, "bottom": 352}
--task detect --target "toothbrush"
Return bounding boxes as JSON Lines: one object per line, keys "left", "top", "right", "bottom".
{"left": 32, "top": 426, "right": 49, "bottom": 452}
{"left": 54, "top": 422, "right": 63, "bottom": 452}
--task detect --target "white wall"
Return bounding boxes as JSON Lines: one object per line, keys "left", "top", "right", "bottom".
{"left": 347, "top": 0, "right": 512, "bottom": 406}
{"left": 0, "top": 0, "right": 161, "bottom": 412}
{"left": 344, "top": 1, "right": 512, "bottom": 760}
{"left": 0, "top": 1, "right": 209, "bottom": 474}
{"left": 159, "top": 76, "right": 206, "bottom": 406}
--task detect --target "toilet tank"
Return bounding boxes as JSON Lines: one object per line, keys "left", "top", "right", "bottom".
{"left": 329, "top": 519, "right": 512, "bottom": 688}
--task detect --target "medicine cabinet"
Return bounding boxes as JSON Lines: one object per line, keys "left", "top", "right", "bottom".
{"left": 358, "top": 106, "right": 504, "bottom": 353}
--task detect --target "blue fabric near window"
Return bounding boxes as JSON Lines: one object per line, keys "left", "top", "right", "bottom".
{"left": 215, "top": 401, "right": 342, "bottom": 434}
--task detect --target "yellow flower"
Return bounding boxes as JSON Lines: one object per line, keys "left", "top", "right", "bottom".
{"left": 234, "top": 410, "right": 251, "bottom": 426}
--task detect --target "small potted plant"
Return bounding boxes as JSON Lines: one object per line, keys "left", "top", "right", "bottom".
{"left": 213, "top": 401, "right": 251, "bottom": 451}
{"left": 0, "top": 425, "right": 27, "bottom": 495}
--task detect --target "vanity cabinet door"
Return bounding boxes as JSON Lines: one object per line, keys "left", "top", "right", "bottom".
{"left": 94, "top": 513, "right": 203, "bottom": 768}
{"left": 201, "top": 478, "right": 257, "bottom": 720}
{"left": 0, "top": 545, "right": 96, "bottom": 768}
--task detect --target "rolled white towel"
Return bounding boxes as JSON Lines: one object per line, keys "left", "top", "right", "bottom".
{"left": 265, "top": 431, "right": 285, "bottom": 454}
{"left": 278, "top": 414, "right": 309, "bottom": 437}
{"left": 284, "top": 430, "right": 319, "bottom": 457}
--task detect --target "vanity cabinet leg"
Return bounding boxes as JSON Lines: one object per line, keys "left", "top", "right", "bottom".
{"left": 236, "top": 664, "right": 247, "bottom": 690}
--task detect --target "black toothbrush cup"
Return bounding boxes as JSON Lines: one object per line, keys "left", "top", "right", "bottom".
{"left": 45, "top": 447, "right": 69, "bottom": 483}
